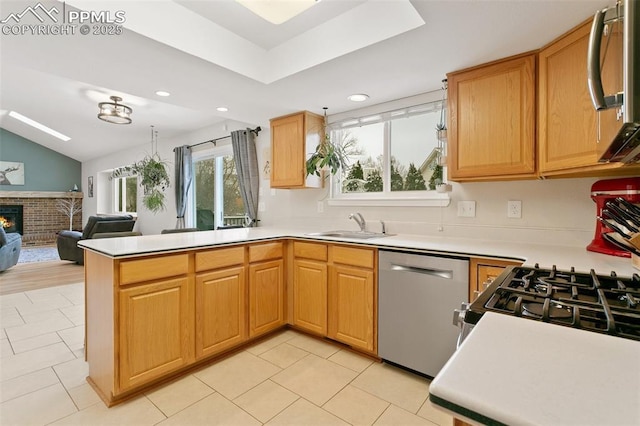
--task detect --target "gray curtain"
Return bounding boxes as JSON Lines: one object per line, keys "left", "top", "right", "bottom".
{"left": 174, "top": 145, "right": 193, "bottom": 229}
{"left": 231, "top": 129, "right": 259, "bottom": 227}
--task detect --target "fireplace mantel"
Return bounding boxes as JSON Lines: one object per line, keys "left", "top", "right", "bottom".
{"left": 0, "top": 191, "right": 84, "bottom": 199}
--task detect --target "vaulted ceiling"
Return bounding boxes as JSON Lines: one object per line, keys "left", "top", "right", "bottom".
{"left": 0, "top": 0, "right": 606, "bottom": 162}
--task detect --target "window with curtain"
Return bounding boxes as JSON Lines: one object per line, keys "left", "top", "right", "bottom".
{"left": 114, "top": 176, "right": 137, "bottom": 214}
{"left": 192, "top": 145, "right": 245, "bottom": 230}
{"left": 328, "top": 99, "right": 449, "bottom": 207}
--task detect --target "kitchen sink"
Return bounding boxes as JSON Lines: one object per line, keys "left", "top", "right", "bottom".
{"left": 305, "top": 230, "right": 392, "bottom": 239}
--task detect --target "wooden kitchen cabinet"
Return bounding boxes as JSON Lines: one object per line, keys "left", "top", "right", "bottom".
{"left": 538, "top": 21, "right": 640, "bottom": 177}
{"left": 118, "top": 277, "right": 193, "bottom": 392}
{"left": 469, "top": 257, "right": 521, "bottom": 302}
{"left": 447, "top": 52, "right": 537, "bottom": 181}
{"left": 270, "top": 111, "right": 324, "bottom": 189}
{"left": 248, "top": 242, "right": 285, "bottom": 338}
{"left": 292, "top": 258, "right": 328, "bottom": 335}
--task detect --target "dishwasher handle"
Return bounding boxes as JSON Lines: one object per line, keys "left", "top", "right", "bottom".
{"left": 390, "top": 263, "right": 453, "bottom": 279}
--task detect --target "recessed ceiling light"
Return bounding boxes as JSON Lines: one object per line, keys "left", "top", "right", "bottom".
{"left": 235, "top": 0, "right": 319, "bottom": 25}
{"left": 8, "top": 111, "right": 71, "bottom": 141}
{"left": 217, "top": 107, "right": 229, "bottom": 112}
{"left": 348, "top": 94, "right": 369, "bottom": 102}
{"left": 155, "top": 91, "right": 170, "bottom": 97}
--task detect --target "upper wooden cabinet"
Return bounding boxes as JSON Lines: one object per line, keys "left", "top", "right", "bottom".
{"left": 447, "top": 53, "right": 537, "bottom": 181}
{"left": 538, "top": 21, "right": 639, "bottom": 177}
{"left": 270, "top": 111, "right": 324, "bottom": 189}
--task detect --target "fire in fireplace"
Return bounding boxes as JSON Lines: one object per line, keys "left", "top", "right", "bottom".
{"left": 0, "top": 205, "right": 23, "bottom": 234}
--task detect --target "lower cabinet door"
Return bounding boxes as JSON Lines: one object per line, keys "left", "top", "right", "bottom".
{"left": 293, "top": 259, "right": 328, "bottom": 335}
{"left": 329, "top": 265, "right": 375, "bottom": 352}
{"left": 249, "top": 259, "right": 285, "bottom": 338}
{"left": 195, "top": 267, "right": 247, "bottom": 358}
{"left": 118, "top": 277, "right": 193, "bottom": 391}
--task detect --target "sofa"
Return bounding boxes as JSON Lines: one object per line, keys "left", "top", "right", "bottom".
{"left": 57, "top": 214, "right": 136, "bottom": 264}
{"left": 0, "top": 227, "right": 21, "bottom": 272}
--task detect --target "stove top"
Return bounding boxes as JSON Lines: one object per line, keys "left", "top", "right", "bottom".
{"left": 466, "top": 265, "right": 640, "bottom": 341}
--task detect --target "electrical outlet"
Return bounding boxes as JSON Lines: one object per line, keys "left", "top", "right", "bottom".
{"left": 507, "top": 200, "right": 522, "bottom": 218}
{"left": 457, "top": 201, "right": 476, "bottom": 217}
{"left": 317, "top": 201, "right": 324, "bottom": 213}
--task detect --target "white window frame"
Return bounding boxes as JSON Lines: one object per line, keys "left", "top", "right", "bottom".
{"left": 189, "top": 144, "right": 245, "bottom": 229}
{"left": 113, "top": 175, "right": 138, "bottom": 216}
{"left": 327, "top": 92, "right": 450, "bottom": 207}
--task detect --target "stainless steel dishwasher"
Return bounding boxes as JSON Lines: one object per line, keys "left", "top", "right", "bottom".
{"left": 378, "top": 250, "right": 468, "bottom": 377}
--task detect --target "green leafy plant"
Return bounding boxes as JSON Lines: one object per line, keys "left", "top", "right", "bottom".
{"left": 111, "top": 153, "right": 170, "bottom": 213}
{"left": 306, "top": 131, "right": 357, "bottom": 177}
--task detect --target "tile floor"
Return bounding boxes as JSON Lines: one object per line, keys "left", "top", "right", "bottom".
{"left": 0, "top": 282, "right": 454, "bottom": 426}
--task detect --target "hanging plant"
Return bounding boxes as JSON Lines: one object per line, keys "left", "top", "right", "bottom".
{"left": 306, "top": 108, "right": 357, "bottom": 177}
{"left": 110, "top": 126, "right": 170, "bottom": 213}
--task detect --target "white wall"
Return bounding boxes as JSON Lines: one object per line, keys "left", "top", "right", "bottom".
{"left": 83, "top": 122, "right": 603, "bottom": 248}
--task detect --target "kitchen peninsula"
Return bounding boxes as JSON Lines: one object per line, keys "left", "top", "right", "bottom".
{"left": 79, "top": 228, "right": 637, "bottom": 406}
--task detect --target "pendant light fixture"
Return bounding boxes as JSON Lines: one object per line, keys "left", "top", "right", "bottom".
{"left": 98, "top": 96, "right": 133, "bottom": 124}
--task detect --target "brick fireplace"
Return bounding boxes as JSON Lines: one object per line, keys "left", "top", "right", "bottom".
{"left": 0, "top": 191, "right": 83, "bottom": 246}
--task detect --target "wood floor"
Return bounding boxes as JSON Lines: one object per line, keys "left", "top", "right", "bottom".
{"left": 0, "top": 260, "right": 84, "bottom": 295}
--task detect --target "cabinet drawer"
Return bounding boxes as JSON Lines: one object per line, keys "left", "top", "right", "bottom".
{"left": 249, "top": 242, "right": 283, "bottom": 263}
{"left": 120, "top": 254, "right": 189, "bottom": 285}
{"left": 195, "top": 246, "right": 245, "bottom": 272}
{"left": 294, "top": 241, "right": 328, "bottom": 261}
{"left": 331, "top": 246, "right": 375, "bottom": 269}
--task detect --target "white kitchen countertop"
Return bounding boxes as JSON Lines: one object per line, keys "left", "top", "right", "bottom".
{"left": 78, "top": 226, "right": 639, "bottom": 277}
{"left": 429, "top": 312, "right": 640, "bottom": 426}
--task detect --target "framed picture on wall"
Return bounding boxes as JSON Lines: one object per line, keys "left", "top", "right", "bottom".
{"left": 0, "top": 161, "right": 25, "bottom": 185}
{"left": 88, "top": 176, "right": 94, "bottom": 198}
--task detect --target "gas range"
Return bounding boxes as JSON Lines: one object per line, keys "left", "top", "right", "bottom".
{"left": 463, "top": 265, "right": 640, "bottom": 342}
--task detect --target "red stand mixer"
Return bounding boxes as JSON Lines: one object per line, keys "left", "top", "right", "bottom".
{"left": 587, "top": 177, "right": 640, "bottom": 257}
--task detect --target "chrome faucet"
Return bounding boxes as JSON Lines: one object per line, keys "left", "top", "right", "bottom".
{"left": 349, "top": 212, "right": 366, "bottom": 232}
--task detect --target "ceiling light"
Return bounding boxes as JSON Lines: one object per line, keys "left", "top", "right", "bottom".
{"left": 98, "top": 96, "right": 133, "bottom": 125}
{"left": 217, "top": 107, "right": 229, "bottom": 112}
{"left": 235, "top": 0, "right": 319, "bottom": 25}
{"left": 348, "top": 94, "right": 369, "bottom": 102}
{"left": 8, "top": 111, "right": 71, "bottom": 141}
{"left": 155, "top": 91, "right": 170, "bottom": 97}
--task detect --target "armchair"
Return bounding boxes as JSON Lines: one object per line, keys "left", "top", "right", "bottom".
{"left": 0, "top": 227, "right": 21, "bottom": 272}
{"left": 57, "top": 214, "right": 136, "bottom": 264}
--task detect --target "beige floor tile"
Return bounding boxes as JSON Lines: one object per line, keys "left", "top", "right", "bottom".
{"left": 0, "top": 367, "right": 59, "bottom": 403}
{"left": 145, "top": 374, "right": 214, "bottom": 417}
{"left": 245, "top": 330, "right": 298, "bottom": 356}
{"left": 1, "top": 338, "right": 13, "bottom": 357}
{"left": 0, "top": 292, "right": 31, "bottom": 309}
{"left": 17, "top": 294, "right": 73, "bottom": 316}
{"left": 11, "top": 331, "right": 62, "bottom": 354}
{"left": 271, "top": 353, "right": 357, "bottom": 406}
{"left": 52, "top": 395, "right": 166, "bottom": 425}
{"left": 60, "top": 304, "right": 85, "bottom": 326}
{"left": 323, "top": 384, "right": 390, "bottom": 426}
{"left": 266, "top": 398, "right": 348, "bottom": 426}
{"left": 286, "top": 334, "right": 340, "bottom": 358}
{"left": 1, "top": 307, "right": 25, "bottom": 328}
{"left": 0, "top": 383, "right": 78, "bottom": 426}
{"left": 259, "top": 342, "right": 309, "bottom": 368}
{"left": 20, "top": 308, "right": 67, "bottom": 325}
{"left": 417, "top": 398, "right": 454, "bottom": 426}
{"left": 72, "top": 348, "right": 85, "bottom": 359}
{"left": 352, "top": 362, "right": 430, "bottom": 413}
{"left": 5, "top": 316, "right": 74, "bottom": 342}
{"left": 194, "top": 351, "right": 281, "bottom": 399}
{"left": 57, "top": 325, "right": 85, "bottom": 351}
{"left": 53, "top": 357, "right": 89, "bottom": 390}
{"left": 234, "top": 379, "right": 299, "bottom": 423}
{"left": 374, "top": 404, "right": 437, "bottom": 426}
{"left": 157, "top": 393, "right": 260, "bottom": 426}
{"left": 328, "top": 349, "right": 374, "bottom": 373}
{"left": 67, "top": 382, "right": 102, "bottom": 410}
{"left": 1, "top": 341, "right": 75, "bottom": 381}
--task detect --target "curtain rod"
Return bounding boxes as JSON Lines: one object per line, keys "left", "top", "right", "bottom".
{"left": 176, "top": 126, "right": 262, "bottom": 151}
